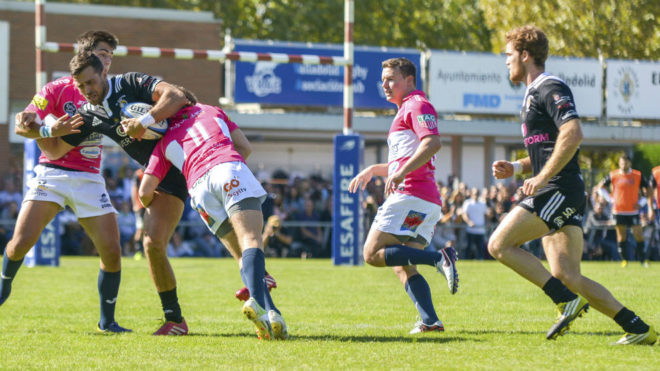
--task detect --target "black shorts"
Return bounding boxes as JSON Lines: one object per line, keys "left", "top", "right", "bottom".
{"left": 156, "top": 167, "right": 189, "bottom": 203}
{"left": 614, "top": 214, "right": 640, "bottom": 226}
{"left": 519, "top": 187, "right": 586, "bottom": 231}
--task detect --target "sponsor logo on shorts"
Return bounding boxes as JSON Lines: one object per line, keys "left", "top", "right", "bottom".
{"left": 223, "top": 178, "right": 240, "bottom": 192}
{"left": 401, "top": 210, "right": 426, "bottom": 232}
{"left": 100, "top": 193, "right": 113, "bottom": 208}
{"left": 194, "top": 203, "right": 215, "bottom": 226}
{"left": 554, "top": 216, "right": 565, "bottom": 228}
{"left": 32, "top": 95, "right": 49, "bottom": 111}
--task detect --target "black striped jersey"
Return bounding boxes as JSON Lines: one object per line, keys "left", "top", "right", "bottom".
{"left": 520, "top": 72, "right": 582, "bottom": 190}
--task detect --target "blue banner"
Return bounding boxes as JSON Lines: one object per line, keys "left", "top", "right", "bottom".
{"left": 234, "top": 40, "right": 421, "bottom": 109}
{"left": 23, "top": 140, "right": 60, "bottom": 267}
{"left": 332, "top": 134, "right": 364, "bottom": 265}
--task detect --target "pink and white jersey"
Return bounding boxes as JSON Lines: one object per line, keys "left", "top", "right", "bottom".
{"left": 387, "top": 90, "right": 441, "bottom": 205}
{"left": 145, "top": 104, "right": 245, "bottom": 189}
{"left": 25, "top": 76, "right": 103, "bottom": 173}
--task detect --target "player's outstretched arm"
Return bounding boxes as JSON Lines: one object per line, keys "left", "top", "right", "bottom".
{"left": 348, "top": 163, "right": 388, "bottom": 193}
{"left": 138, "top": 173, "right": 160, "bottom": 208}
{"left": 122, "top": 82, "right": 188, "bottom": 139}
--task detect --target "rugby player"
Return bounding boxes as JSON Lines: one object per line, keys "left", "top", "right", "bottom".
{"left": 6, "top": 31, "right": 130, "bottom": 333}
{"left": 348, "top": 57, "right": 458, "bottom": 334}
{"left": 137, "top": 94, "right": 287, "bottom": 340}
{"left": 489, "top": 25, "right": 656, "bottom": 345}
{"left": 37, "top": 52, "right": 191, "bottom": 335}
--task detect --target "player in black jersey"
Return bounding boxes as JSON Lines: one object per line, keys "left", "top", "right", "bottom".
{"left": 488, "top": 25, "right": 656, "bottom": 345}
{"left": 39, "top": 52, "right": 191, "bottom": 335}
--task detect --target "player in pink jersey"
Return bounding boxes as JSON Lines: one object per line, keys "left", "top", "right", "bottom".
{"left": 5, "top": 31, "right": 131, "bottom": 333}
{"left": 137, "top": 98, "right": 287, "bottom": 340}
{"left": 348, "top": 57, "right": 458, "bottom": 334}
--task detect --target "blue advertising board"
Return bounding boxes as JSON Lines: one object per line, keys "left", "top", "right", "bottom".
{"left": 23, "top": 139, "right": 60, "bottom": 267}
{"left": 234, "top": 40, "right": 421, "bottom": 109}
{"left": 332, "top": 134, "right": 364, "bottom": 265}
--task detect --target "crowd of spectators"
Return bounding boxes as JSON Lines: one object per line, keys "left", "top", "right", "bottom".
{"left": 0, "top": 160, "right": 657, "bottom": 263}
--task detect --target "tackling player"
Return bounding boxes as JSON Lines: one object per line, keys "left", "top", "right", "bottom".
{"left": 137, "top": 95, "right": 287, "bottom": 340}
{"left": 489, "top": 25, "right": 656, "bottom": 345}
{"left": 348, "top": 57, "right": 458, "bottom": 334}
{"left": 37, "top": 52, "right": 191, "bottom": 335}
{"left": 5, "top": 31, "right": 130, "bottom": 333}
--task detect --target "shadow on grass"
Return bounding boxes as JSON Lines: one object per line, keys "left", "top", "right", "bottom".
{"left": 459, "top": 329, "right": 622, "bottom": 337}
{"left": 193, "top": 332, "right": 474, "bottom": 343}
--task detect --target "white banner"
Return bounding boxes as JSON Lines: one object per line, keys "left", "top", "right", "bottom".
{"left": 429, "top": 51, "right": 602, "bottom": 117}
{"left": 0, "top": 22, "right": 9, "bottom": 125}
{"left": 606, "top": 59, "right": 660, "bottom": 119}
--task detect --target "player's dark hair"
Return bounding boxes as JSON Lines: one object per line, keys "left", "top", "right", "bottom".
{"left": 382, "top": 57, "right": 416, "bottom": 86}
{"left": 76, "top": 30, "right": 118, "bottom": 53}
{"left": 174, "top": 85, "right": 198, "bottom": 105}
{"left": 505, "top": 25, "right": 548, "bottom": 68}
{"left": 69, "top": 52, "right": 104, "bottom": 77}
{"left": 619, "top": 154, "right": 632, "bottom": 162}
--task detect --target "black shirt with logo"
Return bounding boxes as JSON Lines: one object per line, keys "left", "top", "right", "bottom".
{"left": 520, "top": 73, "right": 582, "bottom": 190}
{"left": 61, "top": 72, "right": 161, "bottom": 166}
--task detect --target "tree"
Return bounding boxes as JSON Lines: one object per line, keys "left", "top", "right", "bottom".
{"left": 478, "top": 0, "right": 660, "bottom": 59}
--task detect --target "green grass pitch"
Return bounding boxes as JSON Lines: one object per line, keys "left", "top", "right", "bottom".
{"left": 0, "top": 257, "right": 657, "bottom": 369}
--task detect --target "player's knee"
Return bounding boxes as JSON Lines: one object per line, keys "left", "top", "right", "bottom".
{"left": 142, "top": 234, "right": 167, "bottom": 254}
{"left": 487, "top": 239, "right": 503, "bottom": 259}
{"left": 5, "top": 236, "right": 37, "bottom": 259}
{"left": 99, "top": 245, "right": 122, "bottom": 267}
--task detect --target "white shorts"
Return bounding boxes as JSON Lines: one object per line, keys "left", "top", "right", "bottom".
{"left": 24, "top": 164, "right": 117, "bottom": 218}
{"left": 188, "top": 161, "right": 266, "bottom": 234}
{"left": 371, "top": 193, "right": 442, "bottom": 244}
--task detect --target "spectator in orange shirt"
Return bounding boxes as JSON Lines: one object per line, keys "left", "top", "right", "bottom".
{"left": 597, "top": 154, "right": 648, "bottom": 267}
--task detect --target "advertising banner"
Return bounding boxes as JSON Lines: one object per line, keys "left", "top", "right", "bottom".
{"left": 332, "top": 134, "right": 364, "bottom": 265}
{"left": 429, "top": 51, "right": 602, "bottom": 117}
{"left": 234, "top": 40, "right": 420, "bottom": 109}
{"left": 606, "top": 59, "right": 660, "bottom": 119}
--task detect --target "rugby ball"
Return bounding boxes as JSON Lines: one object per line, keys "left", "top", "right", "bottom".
{"left": 120, "top": 102, "right": 169, "bottom": 140}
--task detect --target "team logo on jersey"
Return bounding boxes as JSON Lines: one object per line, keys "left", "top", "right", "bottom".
{"left": 31, "top": 95, "right": 49, "bottom": 111}
{"left": 416, "top": 114, "right": 437, "bottom": 129}
{"left": 118, "top": 95, "right": 128, "bottom": 109}
{"left": 401, "top": 210, "right": 426, "bottom": 232}
{"left": 63, "top": 101, "right": 77, "bottom": 117}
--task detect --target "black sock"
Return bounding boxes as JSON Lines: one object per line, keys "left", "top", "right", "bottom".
{"left": 635, "top": 241, "right": 645, "bottom": 261}
{"left": 0, "top": 251, "right": 24, "bottom": 305}
{"left": 159, "top": 288, "right": 183, "bottom": 323}
{"left": 542, "top": 277, "right": 578, "bottom": 304}
{"left": 617, "top": 241, "right": 627, "bottom": 260}
{"left": 614, "top": 307, "right": 650, "bottom": 334}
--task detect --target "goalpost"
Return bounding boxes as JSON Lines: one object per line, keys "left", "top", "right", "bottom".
{"left": 29, "top": 0, "right": 363, "bottom": 266}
